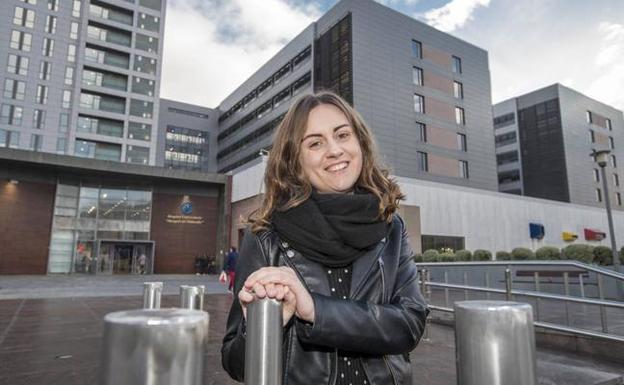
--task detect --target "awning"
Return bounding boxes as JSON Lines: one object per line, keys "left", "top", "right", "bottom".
{"left": 584, "top": 228, "right": 606, "bottom": 241}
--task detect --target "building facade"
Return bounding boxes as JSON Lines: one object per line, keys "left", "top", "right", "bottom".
{"left": 493, "top": 84, "right": 624, "bottom": 209}
{"left": 0, "top": 147, "right": 228, "bottom": 275}
{"left": 215, "top": 0, "right": 498, "bottom": 191}
{"left": 156, "top": 98, "right": 218, "bottom": 173}
{"left": 0, "top": 0, "right": 165, "bottom": 165}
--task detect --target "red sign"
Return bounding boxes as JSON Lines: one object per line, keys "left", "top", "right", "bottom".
{"left": 584, "top": 228, "right": 606, "bottom": 241}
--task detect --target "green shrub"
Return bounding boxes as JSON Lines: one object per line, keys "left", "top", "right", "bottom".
{"left": 473, "top": 249, "right": 492, "bottom": 261}
{"left": 455, "top": 250, "right": 472, "bottom": 261}
{"left": 562, "top": 244, "right": 594, "bottom": 264}
{"left": 413, "top": 254, "right": 424, "bottom": 263}
{"left": 439, "top": 252, "right": 456, "bottom": 262}
{"left": 593, "top": 246, "right": 613, "bottom": 265}
{"left": 535, "top": 246, "right": 561, "bottom": 260}
{"left": 496, "top": 251, "right": 511, "bottom": 260}
{"left": 422, "top": 249, "right": 440, "bottom": 262}
{"left": 511, "top": 247, "right": 535, "bottom": 260}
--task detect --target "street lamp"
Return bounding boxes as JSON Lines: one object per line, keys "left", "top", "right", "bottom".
{"left": 590, "top": 149, "right": 622, "bottom": 276}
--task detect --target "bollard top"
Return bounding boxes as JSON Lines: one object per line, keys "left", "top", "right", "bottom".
{"left": 104, "top": 308, "right": 208, "bottom": 326}
{"left": 454, "top": 300, "right": 532, "bottom": 312}
{"left": 143, "top": 282, "right": 163, "bottom": 288}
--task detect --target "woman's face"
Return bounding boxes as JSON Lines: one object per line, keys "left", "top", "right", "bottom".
{"left": 299, "top": 103, "right": 363, "bottom": 194}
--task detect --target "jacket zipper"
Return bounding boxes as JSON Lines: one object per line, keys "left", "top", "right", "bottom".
{"left": 351, "top": 242, "right": 388, "bottom": 299}
{"left": 378, "top": 257, "right": 386, "bottom": 303}
{"left": 383, "top": 355, "right": 399, "bottom": 385}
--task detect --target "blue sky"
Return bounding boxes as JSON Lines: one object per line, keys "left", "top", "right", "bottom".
{"left": 160, "top": 0, "right": 624, "bottom": 112}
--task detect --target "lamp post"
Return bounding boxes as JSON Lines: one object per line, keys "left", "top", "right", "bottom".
{"left": 591, "top": 149, "right": 622, "bottom": 280}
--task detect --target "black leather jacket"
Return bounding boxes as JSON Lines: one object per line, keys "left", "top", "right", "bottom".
{"left": 221, "top": 215, "right": 429, "bottom": 385}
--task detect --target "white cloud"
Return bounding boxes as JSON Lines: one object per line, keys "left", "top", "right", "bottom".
{"left": 160, "top": 0, "right": 321, "bottom": 107}
{"left": 586, "top": 22, "right": 624, "bottom": 111}
{"left": 423, "top": 0, "right": 491, "bottom": 32}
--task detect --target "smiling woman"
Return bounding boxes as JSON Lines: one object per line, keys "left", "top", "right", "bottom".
{"left": 221, "top": 92, "right": 429, "bottom": 385}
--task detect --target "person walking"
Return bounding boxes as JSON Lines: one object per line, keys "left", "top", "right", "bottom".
{"left": 221, "top": 92, "right": 429, "bottom": 385}
{"left": 223, "top": 247, "right": 238, "bottom": 293}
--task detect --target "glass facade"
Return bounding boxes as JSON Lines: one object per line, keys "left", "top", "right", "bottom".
{"left": 48, "top": 183, "right": 152, "bottom": 274}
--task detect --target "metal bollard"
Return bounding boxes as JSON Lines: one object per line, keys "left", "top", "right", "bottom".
{"left": 454, "top": 301, "right": 536, "bottom": 385}
{"left": 100, "top": 308, "right": 209, "bottom": 385}
{"left": 245, "top": 298, "right": 283, "bottom": 385}
{"left": 180, "top": 285, "right": 205, "bottom": 310}
{"left": 142, "top": 282, "right": 163, "bottom": 309}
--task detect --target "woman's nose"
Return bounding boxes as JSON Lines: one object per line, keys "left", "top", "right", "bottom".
{"left": 326, "top": 139, "right": 344, "bottom": 158}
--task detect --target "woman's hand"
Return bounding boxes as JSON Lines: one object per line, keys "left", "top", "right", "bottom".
{"left": 238, "top": 282, "right": 296, "bottom": 326}
{"left": 244, "top": 266, "right": 315, "bottom": 323}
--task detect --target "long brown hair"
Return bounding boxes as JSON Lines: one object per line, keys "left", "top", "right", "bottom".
{"left": 249, "top": 91, "right": 404, "bottom": 232}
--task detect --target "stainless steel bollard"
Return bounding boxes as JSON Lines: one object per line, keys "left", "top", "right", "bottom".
{"left": 180, "top": 285, "right": 205, "bottom": 310}
{"left": 245, "top": 298, "right": 283, "bottom": 385}
{"left": 142, "top": 282, "right": 163, "bottom": 309}
{"left": 454, "top": 301, "right": 536, "bottom": 385}
{"left": 100, "top": 308, "right": 209, "bottom": 385}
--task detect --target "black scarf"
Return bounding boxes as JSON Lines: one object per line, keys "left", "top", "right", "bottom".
{"left": 271, "top": 190, "right": 391, "bottom": 267}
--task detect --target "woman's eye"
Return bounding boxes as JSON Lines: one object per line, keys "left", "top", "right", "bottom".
{"left": 309, "top": 141, "right": 321, "bottom": 149}
{"left": 337, "top": 131, "right": 351, "bottom": 140}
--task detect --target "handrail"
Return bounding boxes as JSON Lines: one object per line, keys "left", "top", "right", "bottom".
{"left": 416, "top": 260, "right": 624, "bottom": 281}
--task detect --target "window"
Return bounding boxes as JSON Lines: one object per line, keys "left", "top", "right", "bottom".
{"left": 1, "top": 104, "right": 23, "bottom": 126}
{"left": 459, "top": 160, "right": 469, "bottom": 178}
{"left": 609, "top": 137, "right": 615, "bottom": 149}
{"left": 0, "top": 130, "right": 20, "bottom": 148}
{"left": 130, "top": 99, "right": 153, "bottom": 118}
{"left": 126, "top": 145, "right": 150, "bottom": 164}
{"left": 417, "top": 151, "right": 428, "bottom": 172}
{"left": 30, "top": 134, "right": 42, "bottom": 151}
{"left": 452, "top": 56, "right": 462, "bottom": 74}
{"left": 36, "top": 84, "right": 48, "bottom": 104}
{"left": 589, "top": 130, "right": 595, "bottom": 143}
{"left": 596, "top": 188, "right": 602, "bottom": 203}
{"left": 411, "top": 40, "right": 422, "bottom": 58}
{"left": 3, "top": 79, "right": 26, "bottom": 100}
{"left": 455, "top": 107, "right": 465, "bottom": 125}
{"left": 493, "top": 113, "right": 515, "bottom": 129}
{"left": 496, "top": 150, "right": 519, "bottom": 165}
{"left": 13, "top": 7, "right": 36, "bottom": 28}
{"left": 611, "top": 155, "right": 617, "bottom": 168}
{"left": 594, "top": 169, "right": 600, "bottom": 182}
{"left": 412, "top": 67, "right": 423, "bottom": 86}
{"left": 414, "top": 94, "right": 425, "bottom": 114}
{"left": 495, "top": 131, "right": 517, "bottom": 147}
{"left": 138, "top": 13, "right": 160, "bottom": 32}
{"left": 59, "top": 113, "right": 69, "bottom": 133}
{"left": 62, "top": 90, "right": 72, "bottom": 108}
{"left": 21, "top": 0, "right": 37, "bottom": 4}
{"left": 48, "top": 0, "right": 59, "bottom": 11}
{"left": 64, "top": 66, "right": 74, "bottom": 85}
{"left": 416, "top": 122, "right": 426, "bottom": 142}
{"left": 33, "top": 109, "right": 45, "bottom": 129}
{"left": 606, "top": 118, "right": 612, "bottom": 131}
{"left": 617, "top": 192, "right": 622, "bottom": 206}
{"left": 10, "top": 30, "right": 32, "bottom": 51}
{"left": 42, "top": 38, "right": 54, "bottom": 57}
{"left": 457, "top": 133, "right": 467, "bottom": 151}
{"left": 7, "top": 54, "right": 29, "bottom": 75}
{"left": 74, "top": 140, "right": 121, "bottom": 162}
{"left": 586, "top": 111, "right": 593, "bottom": 124}
{"left": 39, "top": 61, "right": 52, "bottom": 80}
{"left": 67, "top": 44, "right": 76, "bottom": 62}
{"left": 45, "top": 15, "right": 57, "bottom": 34}
{"left": 72, "top": 0, "right": 81, "bottom": 17}
{"left": 56, "top": 137, "right": 66, "bottom": 154}
{"left": 613, "top": 173, "right": 619, "bottom": 187}
{"left": 70, "top": 22, "right": 79, "bottom": 39}
{"left": 453, "top": 81, "right": 463, "bottom": 99}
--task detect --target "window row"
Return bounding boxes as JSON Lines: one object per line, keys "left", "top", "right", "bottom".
{"left": 413, "top": 94, "right": 465, "bottom": 125}
{"left": 74, "top": 139, "right": 150, "bottom": 164}
{"left": 415, "top": 122, "right": 466, "bottom": 151}
{"left": 219, "top": 46, "right": 312, "bottom": 124}
{"left": 411, "top": 39, "right": 462, "bottom": 74}
{"left": 595, "top": 188, "right": 622, "bottom": 206}
{"left": 593, "top": 169, "right": 620, "bottom": 187}
{"left": 587, "top": 110, "right": 613, "bottom": 131}
{"left": 416, "top": 151, "right": 469, "bottom": 178}
{"left": 412, "top": 66, "right": 463, "bottom": 99}
{"left": 589, "top": 130, "right": 615, "bottom": 149}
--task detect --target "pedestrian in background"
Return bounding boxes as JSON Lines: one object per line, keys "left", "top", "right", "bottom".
{"left": 223, "top": 247, "right": 238, "bottom": 293}
{"left": 221, "top": 92, "right": 429, "bottom": 384}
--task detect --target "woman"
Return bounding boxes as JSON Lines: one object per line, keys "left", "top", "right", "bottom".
{"left": 221, "top": 92, "right": 429, "bottom": 385}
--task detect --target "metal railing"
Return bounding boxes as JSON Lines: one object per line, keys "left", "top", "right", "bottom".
{"left": 418, "top": 261, "right": 624, "bottom": 343}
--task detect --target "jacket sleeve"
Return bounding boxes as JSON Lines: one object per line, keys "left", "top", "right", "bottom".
{"left": 295, "top": 216, "right": 430, "bottom": 355}
{"left": 221, "top": 229, "right": 270, "bottom": 381}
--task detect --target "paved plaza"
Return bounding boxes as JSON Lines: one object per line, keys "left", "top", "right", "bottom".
{"left": 0, "top": 275, "right": 623, "bottom": 385}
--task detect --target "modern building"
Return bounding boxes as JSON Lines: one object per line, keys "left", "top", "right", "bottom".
{"left": 0, "top": 0, "right": 165, "bottom": 165}
{"left": 156, "top": 98, "right": 218, "bottom": 173}
{"left": 215, "top": 0, "right": 498, "bottom": 192}
{"left": 0, "top": 147, "right": 228, "bottom": 275}
{"left": 493, "top": 84, "right": 624, "bottom": 209}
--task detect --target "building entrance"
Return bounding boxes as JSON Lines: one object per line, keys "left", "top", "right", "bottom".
{"left": 97, "top": 241, "right": 154, "bottom": 274}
